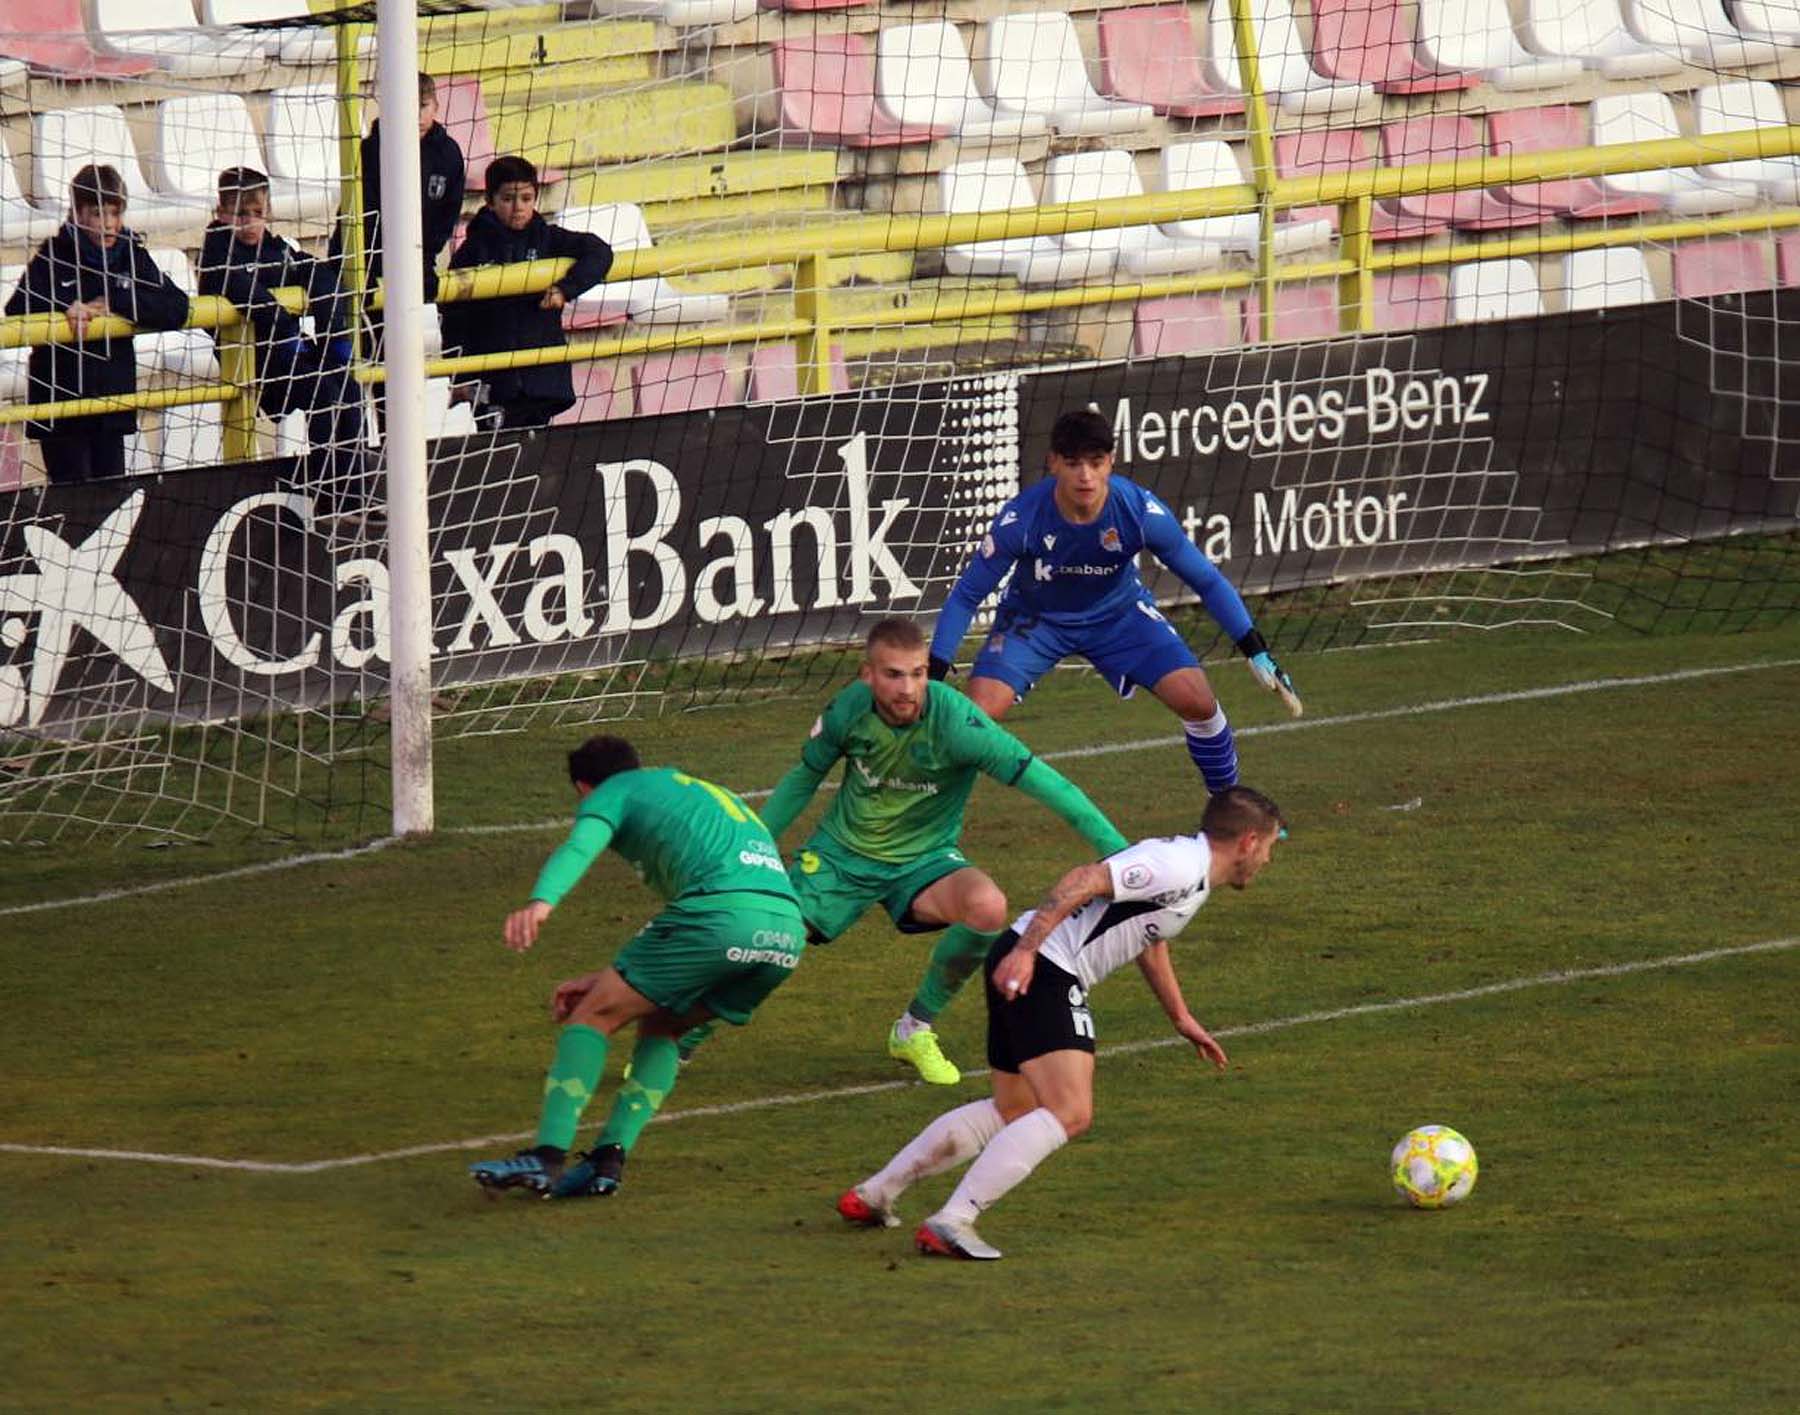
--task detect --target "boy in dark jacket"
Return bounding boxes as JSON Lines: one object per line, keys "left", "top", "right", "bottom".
{"left": 3, "top": 164, "right": 189, "bottom": 484}
{"left": 198, "top": 166, "right": 368, "bottom": 514}
{"left": 441, "top": 155, "right": 612, "bottom": 429}
{"left": 350, "top": 71, "right": 465, "bottom": 304}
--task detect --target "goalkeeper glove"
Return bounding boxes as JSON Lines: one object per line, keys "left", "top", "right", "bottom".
{"left": 1235, "top": 630, "right": 1303, "bottom": 718}
{"left": 928, "top": 654, "right": 953, "bottom": 682}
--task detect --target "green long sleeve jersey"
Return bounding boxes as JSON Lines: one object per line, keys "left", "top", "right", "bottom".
{"left": 760, "top": 681, "right": 1128, "bottom": 864}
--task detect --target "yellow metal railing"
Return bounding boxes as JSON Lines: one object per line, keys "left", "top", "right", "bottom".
{"left": 5, "top": 122, "right": 1800, "bottom": 431}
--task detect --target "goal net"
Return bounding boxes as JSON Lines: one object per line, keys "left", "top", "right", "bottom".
{"left": 1, "top": 0, "right": 1797, "bottom": 842}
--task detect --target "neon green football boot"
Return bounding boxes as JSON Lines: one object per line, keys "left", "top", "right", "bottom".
{"left": 887, "top": 1020, "right": 961, "bottom": 1085}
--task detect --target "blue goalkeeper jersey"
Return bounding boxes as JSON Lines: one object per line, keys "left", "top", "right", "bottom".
{"left": 929, "top": 474, "right": 1255, "bottom": 661}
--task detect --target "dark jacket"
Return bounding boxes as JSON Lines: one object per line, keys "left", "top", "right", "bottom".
{"left": 440, "top": 206, "right": 612, "bottom": 414}
{"left": 3, "top": 223, "right": 190, "bottom": 439}
{"left": 197, "top": 221, "right": 350, "bottom": 360}
{"left": 332, "top": 119, "right": 467, "bottom": 301}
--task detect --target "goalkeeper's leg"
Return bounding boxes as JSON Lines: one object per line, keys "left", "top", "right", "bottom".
{"left": 1152, "top": 667, "right": 1238, "bottom": 793}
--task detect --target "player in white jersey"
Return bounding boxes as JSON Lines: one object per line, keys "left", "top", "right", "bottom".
{"left": 836, "top": 785, "right": 1286, "bottom": 1260}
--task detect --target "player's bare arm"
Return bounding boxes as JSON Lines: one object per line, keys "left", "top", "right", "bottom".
{"left": 1137, "top": 942, "right": 1228, "bottom": 1069}
{"left": 994, "top": 861, "right": 1114, "bottom": 998}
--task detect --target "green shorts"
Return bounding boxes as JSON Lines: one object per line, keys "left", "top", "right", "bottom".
{"left": 612, "top": 893, "right": 807, "bottom": 1027}
{"left": 790, "top": 833, "right": 970, "bottom": 944}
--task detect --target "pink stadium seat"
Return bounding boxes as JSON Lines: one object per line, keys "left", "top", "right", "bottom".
{"left": 1671, "top": 239, "right": 1773, "bottom": 298}
{"left": 1096, "top": 5, "right": 1245, "bottom": 119}
{"left": 631, "top": 352, "right": 739, "bottom": 415}
{"left": 1243, "top": 285, "right": 1343, "bottom": 342}
{"left": 1486, "top": 106, "right": 1659, "bottom": 221}
{"left": 0, "top": 0, "right": 152, "bottom": 76}
{"left": 746, "top": 343, "right": 849, "bottom": 401}
{"left": 553, "top": 361, "right": 633, "bottom": 425}
{"left": 773, "top": 35, "right": 951, "bottom": 147}
{"left": 1372, "top": 273, "right": 1450, "bottom": 330}
{"left": 759, "top": 0, "right": 859, "bottom": 9}
{"left": 1380, "top": 117, "right": 1545, "bottom": 231}
{"left": 1131, "top": 296, "right": 1241, "bottom": 357}
{"left": 1275, "top": 130, "right": 1448, "bottom": 240}
{"left": 1309, "top": 0, "right": 1476, "bottom": 94}
{"left": 1777, "top": 233, "right": 1800, "bottom": 287}
{"left": 0, "top": 427, "right": 23, "bottom": 493}
{"left": 436, "top": 77, "right": 498, "bottom": 191}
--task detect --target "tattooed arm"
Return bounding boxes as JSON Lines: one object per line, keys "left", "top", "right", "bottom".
{"left": 991, "top": 862, "right": 1113, "bottom": 1000}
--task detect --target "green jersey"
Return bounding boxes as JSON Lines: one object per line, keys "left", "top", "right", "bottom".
{"left": 765, "top": 681, "right": 1056, "bottom": 864}
{"left": 530, "top": 766, "right": 798, "bottom": 908}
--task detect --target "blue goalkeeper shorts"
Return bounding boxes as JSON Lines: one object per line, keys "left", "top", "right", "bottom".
{"left": 970, "top": 594, "right": 1200, "bottom": 701}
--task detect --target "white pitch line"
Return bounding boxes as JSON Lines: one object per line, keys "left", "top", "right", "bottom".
{"left": 2, "top": 935, "right": 1791, "bottom": 1175}
{"left": 7, "top": 653, "right": 1797, "bottom": 918}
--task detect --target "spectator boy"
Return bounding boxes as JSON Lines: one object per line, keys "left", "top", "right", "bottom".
{"left": 440, "top": 155, "right": 612, "bottom": 429}
{"left": 198, "top": 166, "right": 369, "bottom": 516}
{"left": 4, "top": 164, "right": 189, "bottom": 484}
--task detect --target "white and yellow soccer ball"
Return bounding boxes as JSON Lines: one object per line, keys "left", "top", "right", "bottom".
{"left": 1391, "top": 1125, "right": 1478, "bottom": 1208}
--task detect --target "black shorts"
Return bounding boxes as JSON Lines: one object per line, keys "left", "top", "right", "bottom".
{"left": 984, "top": 930, "right": 1097, "bottom": 1074}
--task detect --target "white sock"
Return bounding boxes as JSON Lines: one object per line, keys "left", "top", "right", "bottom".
{"left": 936, "top": 1107, "right": 1069, "bottom": 1226}
{"left": 894, "top": 1011, "right": 931, "bottom": 1041}
{"left": 862, "top": 1099, "right": 1004, "bottom": 1207}
{"left": 1184, "top": 705, "right": 1229, "bottom": 738}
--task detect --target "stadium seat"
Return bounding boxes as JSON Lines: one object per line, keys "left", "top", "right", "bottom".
{"left": 938, "top": 157, "right": 1117, "bottom": 284}
{"left": 1487, "top": 106, "right": 1660, "bottom": 220}
{"left": 1095, "top": 4, "right": 1245, "bottom": 119}
{"left": 1729, "top": 0, "right": 1800, "bottom": 42}
{"left": 1275, "top": 129, "right": 1449, "bottom": 240}
{"left": 631, "top": 352, "right": 739, "bottom": 415}
{"left": 552, "top": 360, "right": 633, "bottom": 425}
{"left": 1589, "top": 92, "right": 1759, "bottom": 215}
{"left": 758, "top": 0, "right": 859, "bottom": 10}
{"left": 1205, "top": 0, "right": 1376, "bottom": 114}
{"left": 1, "top": 140, "right": 59, "bottom": 246}
{"left": 1621, "top": 0, "right": 1779, "bottom": 67}
{"left": 33, "top": 105, "right": 205, "bottom": 234}
{"left": 1519, "top": 0, "right": 1686, "bottom": 77}
{"left": 0, "top": 0, "right": 153, "bottom": 76}
{"left": 423, "top": 377, "right": 478, "bottom": 441}
{"left": 1157, "top": 141, "right": 1334, "bottom": 256}
{"left": 0, "top": 428, "right": 23, "bottom": 492}
{"left": 434, "top": 77, "right": 499, "bottom": 191}
{"left": 592, "top": 1, "right": 756, "bottom": 22}
{"left": 1416, "top": 0, "right": 1585, "bottom": 88}
{"left": 1694, "top": 82, "right": 1800, "bottom": 202}
{"left": 1243, "top": 284, "right": 1343, "bottom": 342}
{"left": 1447, "top": 259, "right": 1546, "bottom": 321}
{"left": 153, "top": 93, "right": 337, "bottom": 223}
{"left": 745, "top": 343, "right": 849, "bottom": 401}
{"left": 876, "top": 22, "right": 1051, "bottom": 141}
{"left": 90, "top": 0, "right": 274, "bottom": 78}
{"left": 1671, "top": 237, "right": 1773, "bottom": 296}
{"left": 979, "top": 12, "right": 1158, "bottom": 137}
{"left": 773, "top": 35, "right": 952, "bottom": 148}
{"left": 1371, "top": 273, "right": 1450, "bottom": 330}
{"left": 1309, "top": 0, "right": 1476, "bottom": 94}
{"left": 263, "top": 86, "right": 345, "bottom": 221}
{"left": 1379, "top": 118, "right": 1546, "bottom": 231}
{"left": 1044, "top": 150, "right": 1224, "bottom": 276}
{"left": 559, "top": 204, "right": 732, "bottom": 326}
{"left": 140, "top": 248, "right": 219, "bottom": 380}
{"left": 160, "top": 402, "right": 224, "bottom": 472}
{"left": 1131, "top": 295, "right": 1240, "bottom": 356}
{"left": 1560, "top": 247, "right": 1660, "bottom": 310}
{"left": 0, "top": 266, "right": 26, "bottom": 406}
{"left": 1777, "top": 232, "right": 1800, "bottom": 286}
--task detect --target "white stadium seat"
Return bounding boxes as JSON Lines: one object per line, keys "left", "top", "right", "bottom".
{"left": 33, "top": 105, "right": 206, "bottom": 234}
{"left": 1590, "top": 91, "right": 1760, "bottom": 215}
{"left": 1694, "top": 81, "right": 1800, "bottom": 202}
{"left": 1621, "top": 0, "right": 1779, "bottom": 67}
{"left": 877, "top": 21, "right": 1050, "bottom": 141}
{"left": 140, "top": 248, "right": 219, "bottom": 381}
{"left": 1417, "top": 0, "right": 1586, "bottom": 89}
{"left": 559, "top": 204, "right": 731, "bottom": 326}
{"left": 1204, "top": 0, "right": 1375, "bottom": 116}
{"left": 1043, "top": 149, "right": 1222, "bottom": 276}
{"left": 1560, "top": 247, "right": 1660, "bottom": 310}
{"left": 1, "top": 139, "right": 60, "bottom": 246}
{"left": 978, "top": 12, "right": 1156, "bottom": 137}
{"left": 938, "top": 157, "right": 1115, "bottom": 285}
{"left": 1520, "top": 0, "right": 1687, "bottom": 78}
{"left": 153, "top": 93, "right": 332, "bottom": 223}
{"left": 1157, "top": 141, "right": 1335, "bottom": 257}
{"left": 1724, "top": 0, "right": 1800, "bottom": 43}
{"left": 1448, "top": 259, "right": 1546, "bottom": 321}
{"left": 90, "top": 0, "right": 275, "bottom": 78}
{"left": 262, "top": 86, "right": 344, "bottom": 221}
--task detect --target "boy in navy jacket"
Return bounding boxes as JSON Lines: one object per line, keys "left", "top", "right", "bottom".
{"left": 4, "top": 164, "right": 189, "bottom": 484}
{"left": 440, "top": 155, "right": 612, "bottom": 429}
{"left": 198, "top": 166, "right": 369, "bottom": 514}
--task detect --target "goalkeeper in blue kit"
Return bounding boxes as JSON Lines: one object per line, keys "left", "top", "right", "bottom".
{"left": 929, "top": 408, "right": 1301, "bottom": 793}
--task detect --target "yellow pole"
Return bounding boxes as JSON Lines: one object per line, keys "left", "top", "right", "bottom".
{"left": 1338, "top": 196, "right": 1375, "bottom": 333}
{"left": 1226, "top": 0, "right": 1279, "bottom": 344}
{"left": 792, "top": 253, "right": 834, "bottom": 397}
{"left": 337, "top": 21, "right": 371, "bottom": 368}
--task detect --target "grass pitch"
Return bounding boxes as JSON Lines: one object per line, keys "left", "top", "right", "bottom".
{"left": 2, "top": 621, "right": 1798, "bottom": 1412}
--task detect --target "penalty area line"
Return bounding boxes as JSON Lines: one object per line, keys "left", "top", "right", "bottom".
{"left": 1, "top": 934, "right": 1791, "bottom": 1175}
{"left": 8, "top": 652, "right": 1797, "bottom": 918}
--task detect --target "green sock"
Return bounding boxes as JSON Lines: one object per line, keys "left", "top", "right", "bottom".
{"left": 535, "top": 1023, "right": 608, "bottom": 1152}
{"left": 677, "top": 1019, "right": 718, "bottom": 1058}
{"left": 908, "top": 925, "right": 1001, "bottom": 1023}
{"left": 595, "top": 1035, "right": 681, "bottom": 1154}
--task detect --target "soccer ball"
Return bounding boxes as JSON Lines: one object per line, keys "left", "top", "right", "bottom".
{"left": 1390, "top": 1125, "right": 1478, "bottom": 1208}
